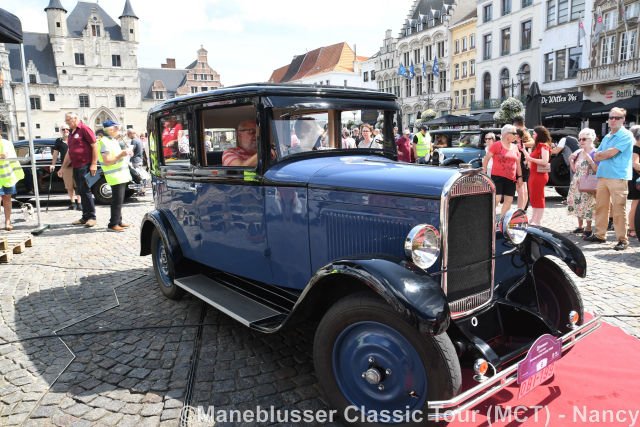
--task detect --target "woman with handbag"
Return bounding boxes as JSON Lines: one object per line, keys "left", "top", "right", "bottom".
{"left": 521, "top": 126, "right": 551, "bottom": 226}
{"left": 627, "top": 125, "right": 640, "bottom": 239}
{"left": 567, "top": 128, "right": 598, "bottom": 238}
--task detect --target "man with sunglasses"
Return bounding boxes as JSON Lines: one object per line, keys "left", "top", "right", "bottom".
{"left": 585, "top": 107, "right": 634, "bottom": 250}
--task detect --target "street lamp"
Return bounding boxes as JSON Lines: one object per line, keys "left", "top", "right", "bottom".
{"left": 501, "top": 69, "right": 526, "bottom": 98}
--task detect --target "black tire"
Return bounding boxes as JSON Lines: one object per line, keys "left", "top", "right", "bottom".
{"left": 555, "top": 186, "right": 569, "bottom": 198}
{"left": 151, "top": 229, "right": 184, "bottom": 300}
{"left": 91, "top": 176, "right": 112, "bottom": 205}
{"left": 533, "top": 258, "right": 584, "bottom": 334}
{"left": 314, "top": 292, "right": 460, "bottom": 426}
{"left": 549, "top": 155, "right": 570, "bottom": 187}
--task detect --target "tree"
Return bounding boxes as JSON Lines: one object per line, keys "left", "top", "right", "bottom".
{"left": 493, "top": 97, "right": 524, "bottom": 125}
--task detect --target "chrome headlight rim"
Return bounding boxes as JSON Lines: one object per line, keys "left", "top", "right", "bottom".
{"left": 404, "top": 224, "right": 441, "bottom": 270}
{"left": 501, "top": 208, "right": 529, "bottom": 245}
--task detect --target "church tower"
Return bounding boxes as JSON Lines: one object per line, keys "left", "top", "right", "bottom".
{"left": 44, "top": 0, "right": 67, "bottom": 38}
{"left": 119, "top": 0, "right": 139, "bottom": 42}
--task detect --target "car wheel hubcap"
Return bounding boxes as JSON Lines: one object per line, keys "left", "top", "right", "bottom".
{"left": 156, "top": 240, "right": 171, "bottom": 286}
{"left": 333, "top": 321, "right": 427, "bottom": 413}
{"left": 100, "top": 183, "right": 112, "bottom": 199}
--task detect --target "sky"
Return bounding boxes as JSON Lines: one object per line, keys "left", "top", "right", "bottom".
{"left": 8, "top": 0, "right": 412, "bottom": 86}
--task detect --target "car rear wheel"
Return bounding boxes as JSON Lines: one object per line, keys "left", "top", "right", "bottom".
{"left": 314, "top": 292, "right": 460, "bottom": 426}
{"left": 151, "top": 229, "right": 184, "bottom": 300}
{"left": 92, "top": 176, "right": 112, "bottom": 205}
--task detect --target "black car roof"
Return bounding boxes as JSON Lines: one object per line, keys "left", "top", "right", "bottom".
{"left": 149, "top": 83, "right": 398, "bottom": 114}
{"left": 13, "top": 138, "right": 57, "bottom": 146}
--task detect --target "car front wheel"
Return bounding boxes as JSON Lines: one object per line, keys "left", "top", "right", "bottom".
{"left": 313, "top": 292, "right": 461, "bottom": 426}
{"left": 151, "top": 229, "right": 184, "bottom": 300}
{"left": 91, "top": 176, "right": 112, "bottom": 205}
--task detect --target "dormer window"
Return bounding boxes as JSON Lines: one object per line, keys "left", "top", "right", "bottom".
{"left": 91, "top": 24, "right": 101, "bottom": 37}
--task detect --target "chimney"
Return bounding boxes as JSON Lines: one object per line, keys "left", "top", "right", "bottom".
{"left": 161, "top": 58, "right": 176, "bottom": 69}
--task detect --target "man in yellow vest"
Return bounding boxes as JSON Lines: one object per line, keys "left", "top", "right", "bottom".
{"left": 413, "top": 125, "right": 432, "bottom": 164}
{"left": 0, "top": 137, "right": 25, "bottom": 231}
{"left": 99, "top": 120, "right": 132, "bottom": 232}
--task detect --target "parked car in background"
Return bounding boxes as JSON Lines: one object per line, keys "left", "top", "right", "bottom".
{"left": 140, "top": 84, "right": 599, "bottom": 424}
{"left": 13, "top": 138, "right": 136, "bottom": 204}
{"left": 434, "top": 128, "right": 501, "bottom": 168}
{"left": 547, "top": 128, "right": 580, "bottom": 197}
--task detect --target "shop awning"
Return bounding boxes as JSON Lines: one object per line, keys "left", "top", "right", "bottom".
{"left": 588, "top": 95, "right": 640, "bottom": 116}
{"left": 423, "top": 114, "right": 478, "bottom": 126}
{"left": 544, "top": 100, "right": 604, "bottom": 119}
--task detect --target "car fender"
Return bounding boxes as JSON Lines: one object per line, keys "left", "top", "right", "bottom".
{"left": 291, "top": 257, "right": 450, "bottom": 336}
{"left": 139, "top": 209, "right": 183, "bottom": 263}
{"left": 524, "top": 226, "right": 587, "bottom": 278}
{"left": 441, "top": 158, "right": 464, "bottom": 167}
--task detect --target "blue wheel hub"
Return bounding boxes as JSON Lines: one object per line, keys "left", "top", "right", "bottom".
{"left": 155, "top": 238, "right": 172, "bottom": 287}
{"left": 333, "top": 321, "right": 428, "bottom": 414}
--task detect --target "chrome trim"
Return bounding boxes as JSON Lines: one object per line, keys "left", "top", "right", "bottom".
{"left": 440, "top": 170, "right": 496, "bottom": 319}
{"left": 448, "top": 290, "right": 492, "bottom": 314}
{"left": 404, "top": 224, "right": 441, "bottom": 269}
{"left": 427, "top": 315, "right": 602, "bottom": 421}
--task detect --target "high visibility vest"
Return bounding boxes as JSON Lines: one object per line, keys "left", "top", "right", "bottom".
{"left": 415, "top": 131, "right": 432, "bottom": 158}
{"left": 0, "top": 139, "right": 25, "bottom": 187}
{"left": 97, "top": 136, "right": 131, "bottom": 186}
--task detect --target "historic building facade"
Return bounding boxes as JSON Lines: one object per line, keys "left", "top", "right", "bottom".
{"left": 449, "top": 10, "right": 477, "bottom": 116}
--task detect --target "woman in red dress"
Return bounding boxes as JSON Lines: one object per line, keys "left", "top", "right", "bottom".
{"left": 521, "top": 126, "right": 551, "bottom": 226}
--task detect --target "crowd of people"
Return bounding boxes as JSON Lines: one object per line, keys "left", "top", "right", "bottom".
{"left": 0, "top": 112, "right": 148, "bottom": 232}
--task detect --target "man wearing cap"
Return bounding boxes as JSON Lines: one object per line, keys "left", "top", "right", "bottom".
{"left": 413, "top": 125, "right": 432, "bottom": 164}
{"left": 396, "top": 129, "right": 414, "bottom": 163}
{"left": 99, "top": 120, "right": 132, "bottom": 232}
{"left": 62, "top": 112, "right": 98, "bottom": 227}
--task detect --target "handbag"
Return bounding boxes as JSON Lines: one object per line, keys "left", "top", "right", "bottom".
{"left": 537, "top": 162, "right": 551, "bottom": 173}
{"left": 578, "top": 174, "right": 598, "bottom": 194}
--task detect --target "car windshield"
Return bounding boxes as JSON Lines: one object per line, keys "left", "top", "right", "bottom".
{"left": 458, "top": 133, "right": 482, "bottom": 148}
{"left": 270, "top": 107, "right": 392, "bottom": 160}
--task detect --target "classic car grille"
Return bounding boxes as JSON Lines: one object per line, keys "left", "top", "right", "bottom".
{"left": 443, "top": 174, "right": 495, "bottom": 317}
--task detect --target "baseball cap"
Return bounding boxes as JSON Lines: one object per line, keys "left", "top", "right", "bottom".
{"left": 420, "top": 125, "right": 428, "bottom": 131}
{"left": 102, "top": 119, "right": 120, "bottom": 128}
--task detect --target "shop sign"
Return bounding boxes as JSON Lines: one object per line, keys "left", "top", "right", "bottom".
{"left": 540, "top": 92, "right": 583, "bottom": 105}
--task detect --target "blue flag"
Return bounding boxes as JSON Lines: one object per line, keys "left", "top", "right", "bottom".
{"left": 422, "top": 61, "right": 427, "bottom": 75}
{"left": 398, "top": 63, "right": 406, "bottom": 76}
{"left": 409, "top": 63, "right": 415, "bottom": 79}
{"left": 433, "top": 56, "right": 439, "bottom": 78}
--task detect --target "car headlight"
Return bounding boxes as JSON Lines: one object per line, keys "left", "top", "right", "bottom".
{"left": 404, "top": 224, "right": 440, "bottom": 269}
{"left": 500, "top": 208, "right": 528, "bottom": 244}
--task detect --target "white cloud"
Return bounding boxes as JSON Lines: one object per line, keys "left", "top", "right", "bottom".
{"left": 7, "top": 0, "right": 410, "bottom": 85}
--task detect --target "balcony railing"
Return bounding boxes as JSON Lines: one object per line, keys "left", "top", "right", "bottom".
{"left": 577, "top": 58, "right": 640, "bottom": 86}
{"left": 470, "top": 95, "right": 527, "bottom": 111}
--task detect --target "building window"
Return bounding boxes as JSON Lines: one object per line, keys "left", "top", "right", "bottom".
{"left": 470, "top": 34, "right": 475, "bottom": 49}
{"left": 571, "top": 0, "right": 585, "bottom": 20}
{"left": 555, "top": 49, "right": 566, "bottom": 80}
{"left": 521, "top": 20, "right": 532, "bottom": 50}
{"left": 29, "top": 74, "right": 36, "bottom": 84}
{"left": 112, "top": 55, "right": 121, "bottom": 67}
{"left": 425, "top": 45, "right": 432, "bottom": 61}
{"left": 519, "top": 64, "right": 531, "bottom": 94}
{"left": 500, "top": 69, "right": 510, "bottom": 98}
{"left": 546, "top": 0, "right": 556, "bottom": 27}
{"left": 91, "top": 24, "right": 100, "bottom": 37}
{"left": 462, "top": 61, "right": 468, "bottom": 77}
{"left": 603, "top": 11, "right": 617, "bottom": 31}
{"left": 619, "top": 30, "right": 638, "bottom": 62}
{"left": 155, "top": 91, "right": 165, "bottom": 99}
{"left": 56, "top": 22, "right": 60, "bottom": 28}
{"left": 483, "top": 73, "right": 491, "bottom": 100}
{"left": 462, "top": 37, "right": 468, "bottom": 51}
{"left": 454, "top": 90, "right": 460, "bottom": 109}
{"left": 29, "top": 96, "right": 41, "bottom": 110}
{"left": 600, "top": 35, "right": 616, "bottom": 65}
{"left": 414, "top": 48, "right": 421, "bottom": 64}
{"left": 626, "top": 2, "right": 640, "bottom": 19}
{"left": 454, "top": 64, "right": 460, "bottom": 80}
{"left": 115, "top": 95, "right": 126, "bottom": 108}
{"left": 364, "top": 71, "right": 369, "bottom": 82}
{"left": 426, "top": 73, "right": 434, "bottom": 92}
{"left": 483, "top": 34, "right": 492, "bottom": 60}
{"left": 439, "top": 70, "right": 447, "bottom": 92}
{"left": 568, "top": 47, "right": 581, "bottom": 78}
{"left": 470, "top": 60, "right": 476, "bottom": 76}
{"left": 502, "top": 0, "right": 512, "bottom": 15}
{"left": 79, "top": 94, "right": 90, "bottom": 108}
{"left": 455, "top": 40, "right": 460, "bottom": 54}
{"left": 501, "top": 28, "right": 511, "bottom": 55}
{"left": 191, "top": 87, "right": 198, "bottom": 94}
{"left": 371, "top": 70, "right": 376, "bottom": 80}
{"left": 74, "top": 53, "right": 85, "bottom": 65}
{"left": 544, "top": 53, "right": 554, "bottom": 81}
{"left": 405, "top": 79, "right": 412, "bottom": 97}
{"left": 470, "top": 88, "right": 476, "bottom": 104}
{"left": 201, "top": 87, "right": 208, "bottom": 92}
{"left": 462, "top": 89, "right": 468, "bottom": 107}
{"left": 49, "top": 93, "right": 55, "bottom": 101}
{"left": 557, "top": 0, "right": 569, "bottom": 24}
{"left": 483, "top": 3, "right": 493, "bottom": 22}
{"left": 416, "top": 75, "right": 423, "bottom": 95}
{"left": 403, "top": 52, "right": 410, "bottom": 67}
{"left": 522, "top": 0, "right": 532, "bottom": 7}
{"left": 36, "top": 123, "right": 40, "bottom": 129}
{"left": 437, "top": 41, "right": 445, "bottom": 58}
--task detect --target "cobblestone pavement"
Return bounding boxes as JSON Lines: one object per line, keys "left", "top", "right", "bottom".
{"left": 0, "top": 190, "right": 638, "bottom": 426}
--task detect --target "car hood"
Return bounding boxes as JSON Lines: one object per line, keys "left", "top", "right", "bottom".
{"left": 438, "top": 147, "right": 481, "bottom": 156}
{"left": 265, "top": 154, "right": 459, "bottom": 198}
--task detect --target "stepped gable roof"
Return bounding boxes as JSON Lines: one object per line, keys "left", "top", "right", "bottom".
{"left": 139, "top": 68, "right": 187, "bottom": 99}
{"left": 67, "top": 2, "right": 123, "bottom": 41}
{"left": 7, "top": 32, "right": 58, "bottom": 84}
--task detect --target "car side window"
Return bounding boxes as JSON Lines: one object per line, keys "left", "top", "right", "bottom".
{"left": 199, "top": 104, "right": 257, "bottom": 168}
{"left": 160, "top": 113, "right": 189, "bottom": 165}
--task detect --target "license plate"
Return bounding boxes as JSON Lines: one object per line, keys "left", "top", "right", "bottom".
{"left": 517, "top": 334, "right": 562, "bottom": 398}
{"left": 518, "top": 362, "right": 555, "bottom": 398}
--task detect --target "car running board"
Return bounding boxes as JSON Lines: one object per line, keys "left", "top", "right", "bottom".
{"left": 174, "top": 274, "right": 287, "bottom": 329}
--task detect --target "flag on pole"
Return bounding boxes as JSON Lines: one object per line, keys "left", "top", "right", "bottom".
{"left": 398, "top": 63, "right": 406, "bottom": 76}
{"left": 432, "top": 56, "right": 439, "bottom": 78}
{"left": 409, "top": 62, "right": 415, "bottom": 79}
{"left": 593, "top": 8, "right": 603, "bottom": 40}
{"left": 578, "top": 16, "right": 586, "bottom": 46}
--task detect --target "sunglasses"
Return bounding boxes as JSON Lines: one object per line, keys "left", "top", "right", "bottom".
{"left": 579, "top": 137, "right": 591, "bottom": 141}
{"left": 485, "top": 137, "right": 494, "bottom": 140}
{"left": 608, "top": 116, "right": 624, "bottom": 120}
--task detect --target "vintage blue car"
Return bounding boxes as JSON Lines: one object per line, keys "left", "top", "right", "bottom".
{"left": 140, "top": 84, "right": 599, "bottom": 424}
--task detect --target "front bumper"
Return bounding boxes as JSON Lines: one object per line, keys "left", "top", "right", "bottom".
{"left": 427, "top": 314, "right": 601, "bottom": 421}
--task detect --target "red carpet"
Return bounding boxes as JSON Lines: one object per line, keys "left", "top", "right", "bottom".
{"left": 450, "top": 320, "right": 640, "bottom": 426}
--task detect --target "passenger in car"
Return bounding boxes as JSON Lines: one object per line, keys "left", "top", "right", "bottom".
{"left": 222, "top": 120, "right": 258, "bottom": 167}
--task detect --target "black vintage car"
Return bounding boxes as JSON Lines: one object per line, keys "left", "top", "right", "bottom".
{"left": 140, "top": 84, "right": 600, "bottom": 424}
{"left": 13, "top": 138, "right": 137, "bottom": 204}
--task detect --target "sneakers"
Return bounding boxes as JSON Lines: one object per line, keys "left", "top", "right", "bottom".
{"left": 107, "top": 224, "right": 125, "bottom": 232}
{"left": 72, "top": 218, "right": 87, "bottom": 225}
{"left": 613, "top": 241, "right": 628, "bottom": 251}
{"left": 118, "top": 223, "right": 130, "bottom": 228}
{"left": 571, "top": 227, "right": 584, "bottom": 234}
{"left": 84, "top": 219, "right": 96, "bottom": 227}
{"left": 584, "top": 234, "right": 606, "bottom": 243}
{"left": 583, "top": 230, "right": 593, "bottom": 238}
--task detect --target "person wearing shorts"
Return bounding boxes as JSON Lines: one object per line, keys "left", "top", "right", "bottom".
{"left": 50, "top": 125, "right": 81, "bottom": 210}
